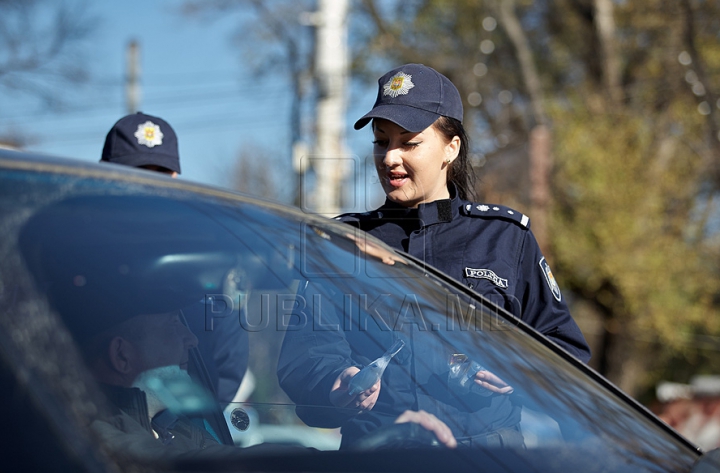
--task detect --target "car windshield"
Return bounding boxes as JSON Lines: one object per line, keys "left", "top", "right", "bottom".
{"left": 0, "top": 158, "right": 700, "bottom": 473}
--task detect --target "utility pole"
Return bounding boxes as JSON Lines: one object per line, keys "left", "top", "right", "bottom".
{"left": 311, "top": 0, "right": 350, "bottom": 216}
{"left": 126, "top": 39, "right": 141, "bottom": 114}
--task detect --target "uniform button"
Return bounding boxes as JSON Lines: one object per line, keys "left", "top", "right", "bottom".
{"left": 467, "top": 283, "right": 474, "bottom": 289}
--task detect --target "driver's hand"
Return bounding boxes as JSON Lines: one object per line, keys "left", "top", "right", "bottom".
{"left": 330, "top": 366, "right": 380, "bottom": 410}
{"left": 474, "top": 370, "right": 514, "bottom": 394}
{"left": 395, "top": 410, "right": 457, "bottom": 449}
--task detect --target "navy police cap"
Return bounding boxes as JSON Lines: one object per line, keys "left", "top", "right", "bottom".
{"left": 354, "top": 64, "right": 463, "bottom": 133}
{"left": 101, "top": 112, "right": 181, "bottom": 174}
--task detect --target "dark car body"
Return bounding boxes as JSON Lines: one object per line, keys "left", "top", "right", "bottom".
{"left": 0, "top": 149, "right": 717, "bottom": 472}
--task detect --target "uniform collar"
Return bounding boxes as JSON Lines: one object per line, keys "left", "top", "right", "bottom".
{"left": 378, "top": 184, "right": 458, "bottom": 226}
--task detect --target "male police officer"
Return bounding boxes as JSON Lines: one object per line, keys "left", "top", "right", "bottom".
{"left": 100, "top": 112, "right": 181, "bottom": 177}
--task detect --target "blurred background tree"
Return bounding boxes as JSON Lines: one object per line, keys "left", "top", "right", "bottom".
{"left": 0, "top": 0, "right": 95, "bottom": 103}
{"left": 354, "top": 0, "right": 720, "bottom": 399}
{"left": 0, "top": 0, "right": 96, "bottom": 147}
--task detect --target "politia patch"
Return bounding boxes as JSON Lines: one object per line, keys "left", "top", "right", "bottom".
{"left": 134, "top": 121, "right": 164, "bottom": 148}
{"left": 383, "top": 72, "right": 414, "bottom": 98}
{"left": 464, "top": 267, "right": 508, "bottom": 288}
{"left": 539, "top": 257, "right": 562, "bottom": 302}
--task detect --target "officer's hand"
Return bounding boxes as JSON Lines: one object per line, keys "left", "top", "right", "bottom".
{"left": 345, "top": 232, "right": 406, "bottom": 266}
{"left": 394, "top": 410, "right": 457, "bottom": 448}
{"left": 474, "top": 370, "right": 514, "bottom": 394}
{"left": 330, "top": 366, "right": 380, "bottom": 410}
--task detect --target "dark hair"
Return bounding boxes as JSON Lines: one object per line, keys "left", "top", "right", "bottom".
{"left": 433, "top": 117, "right": 477, "bottom": 201}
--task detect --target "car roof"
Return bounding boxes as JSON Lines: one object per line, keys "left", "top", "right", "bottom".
{"left": 0, "top": 148, "right": 307, "bottom": 217}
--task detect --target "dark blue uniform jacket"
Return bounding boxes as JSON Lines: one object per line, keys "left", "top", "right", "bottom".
{"left": 336, "top": 193, "right": 590, "bottom": 362}
{"left": 277, "top": 190, "right": 590, "bottom": 448}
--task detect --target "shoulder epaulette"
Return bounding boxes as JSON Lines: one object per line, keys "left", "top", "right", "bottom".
{"left": 460, "top": 203, "right": 530, "bottom": 229}
{"left": 335, "top": 211, "right": 375, "bottom": 221}
{"left": 334, "top": 211, "right": 376, "bottom": 225}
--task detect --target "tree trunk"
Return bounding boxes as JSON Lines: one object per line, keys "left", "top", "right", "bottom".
{"left": 593, "top": 0, "right": 622, "bottom": 106}
{"left": 603, "top": 327, "right": 652, "bottom": 398}
{"left": 498, "top": 0, "right": 552, "bottom": 256}
{"left": 528, "top": 125, "right": 551, "bottom": 255}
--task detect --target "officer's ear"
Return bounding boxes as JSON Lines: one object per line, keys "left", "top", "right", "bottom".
{"left": 107, "top": 336, "right": 136, "bottom": 375}
{"left": 445, "top": 135, "right": 460, "bottom": 164}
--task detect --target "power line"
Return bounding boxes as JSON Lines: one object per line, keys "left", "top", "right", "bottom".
{"left": 25, "top": 109, "right": 292, "bottom": 145}
{"left": 0, "top": 70, "right": 300, "bottom": 120}
{"left": 0, "top": 86, "right": 292, "bottom": 123}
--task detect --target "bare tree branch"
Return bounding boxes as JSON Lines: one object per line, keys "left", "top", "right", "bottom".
{"left": 0, "top": 0, "right": 95, "bottom": 104}
{"left": 360, "top": 0, "right": 427, "bottom": 62}
{"left": 497, "top": 0, "right": 547, "bottom": 126}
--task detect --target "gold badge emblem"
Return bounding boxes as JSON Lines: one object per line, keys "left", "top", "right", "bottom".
{"left": 134, "top": 121, "right": 164, "bottom": 148}
{"left": 383, "top": 72, "right": 414, "bottom": 98}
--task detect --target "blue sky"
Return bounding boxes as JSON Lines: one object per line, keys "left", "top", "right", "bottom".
{"left": 0, "top": 1, "right": 380, "bottom": 208}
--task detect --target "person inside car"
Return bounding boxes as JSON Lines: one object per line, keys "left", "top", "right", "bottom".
{"left": 76, "top": 304, "right": 457, "bottom": 457}
{"left": 80, "top": 308, "right": 457, "bottom": 458}
{"left": 82, "top": 310, "right": 231, "bottom": 458}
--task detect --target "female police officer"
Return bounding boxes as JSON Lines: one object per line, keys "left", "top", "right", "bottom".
{"left": 278, "top": 64, "right": 590, "bottom": 449}
{"left": 342, "top": 63, "right": 590, "bottom": 361}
